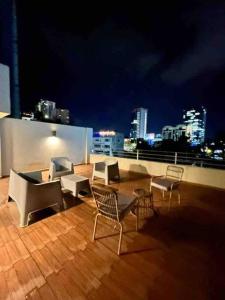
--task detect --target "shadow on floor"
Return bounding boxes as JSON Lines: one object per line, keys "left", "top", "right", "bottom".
{"left": 29, "top": 193, "right": 84, "bottom": 225}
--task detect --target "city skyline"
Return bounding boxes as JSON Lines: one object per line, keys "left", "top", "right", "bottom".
{"left": 1, "top": 1, "right": 225, "bottom": 138}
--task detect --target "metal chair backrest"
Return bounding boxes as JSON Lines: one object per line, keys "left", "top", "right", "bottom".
{"left": 92, "top": 185, "right": 119, "bottom": 221}
{"left": 166, "top": 165, "right": 184, "bottom": 182}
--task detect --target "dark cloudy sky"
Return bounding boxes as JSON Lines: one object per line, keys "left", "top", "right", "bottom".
{"left": 16, "top": 0, "right": 225, "bottom": 137}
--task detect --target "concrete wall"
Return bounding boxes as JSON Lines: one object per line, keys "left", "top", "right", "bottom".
{"left": 90, "top": 154, "right": 225, "bottom": 190}
{"left": 0, "top": 118, "right": 93, "bottom": 176}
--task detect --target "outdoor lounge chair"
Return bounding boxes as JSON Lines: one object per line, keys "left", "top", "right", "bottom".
{"left": 92, "top": 184, "right": 138, "bottom": 255}
{"left": 92, "top": 159, "right": 120, "bottom": 185}
{"left": 8, "top": 169, "right": 63, "bottom": 227}
{"left": 49, "top": 157, "right": 74, "bottom": 181}
{"left": 150, "top": 165, "right": 184, "bottom": 209}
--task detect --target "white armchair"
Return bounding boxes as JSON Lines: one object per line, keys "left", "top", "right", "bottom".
{"left": 49, "top": 157, "right": 74, "bottom": 181}
{"left": 8, "top": 169, "right": 63, "bottom": 227}
{"left": 92, "top": 160, "right": 120, "bottom": 185}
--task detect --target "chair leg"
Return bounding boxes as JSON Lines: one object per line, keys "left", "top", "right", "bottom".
{"left": 162, "top": 190, "right": 165, "bottom": 199}
{"left": 20, "top": 212, "right": 29, "bottom": 227}
{"left": 118, "top": 222, "right": 123, "bottom": 255}
{"left": 178, "top": 190, "right": 181, "bottom": 205}
{"left": 92, "top": 213, "right": 99, "bottom": 241}
{"left": 136, "top": 204, "right": 139, "bottom": 232}
{"left": 169, "top": 191, "right": 172, "bottom": 210}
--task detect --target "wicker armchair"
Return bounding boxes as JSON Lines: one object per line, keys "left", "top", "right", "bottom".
{"left": 92, "top": 184, "right": 138, "bottom": 255}
{"left": 150, "top": 165, "right": 184, "bottom": 208}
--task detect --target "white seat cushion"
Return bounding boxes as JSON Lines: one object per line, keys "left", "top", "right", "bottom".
{"left": 151, "top": 177, "right": 180, "bottom": 191}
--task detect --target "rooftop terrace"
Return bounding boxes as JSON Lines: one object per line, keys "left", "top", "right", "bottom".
{"left": 0, "top": 164, "right": 225, "bottom": 299}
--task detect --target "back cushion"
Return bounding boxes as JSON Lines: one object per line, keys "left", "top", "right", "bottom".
{"left": 18, "top": 173, "right": 40, "bottom": 184}
{"left": 54, "top": 162, "right": 67, "bottom": 172}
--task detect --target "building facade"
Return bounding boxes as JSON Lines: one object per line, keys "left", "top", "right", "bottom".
{"left": 183, "top": 107, "right": 207, "bottom": 145}
{"left": 93, "top": 131, "right": 124, "bottom": 155}
{"left": 56, "top": 109, "right": 70, "bottom": 124}
{"left": 162, "top": 124, "right": 187, "bottom": 141}
{"left": 36, "top": 100, "right": 56, "bottom": 121}
{"left": 162, "top": 126, "right": 174, "bottom": 140}
{"left": 130, "top": 107, "right": 148, "bottom": 140}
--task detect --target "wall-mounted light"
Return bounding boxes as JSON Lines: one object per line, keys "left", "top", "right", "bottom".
{"left": 52, "top": 130, "right": 56, "bottom": 137}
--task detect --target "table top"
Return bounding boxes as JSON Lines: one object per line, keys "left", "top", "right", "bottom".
{"left": 61, "top": 174, "right": 89, "bottom": 182}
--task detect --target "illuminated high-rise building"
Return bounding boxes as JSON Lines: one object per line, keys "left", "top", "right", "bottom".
{"left": 183, "top": 107, "right": 207, "bottom": 145}
{"left": 162, "top": 124, "right": 187, "bottom": 141}
{"left": 56, "top": 109, "right": 70, "bottom": 124}
{"left": 130, "top": 107, "right": 148, "bottom": 139}
{"left": 36, "top": 100, "right": 56, "bottom": 121}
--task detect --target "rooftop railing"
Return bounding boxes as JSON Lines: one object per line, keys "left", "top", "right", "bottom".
{"left": 92, "top": 149, "right": 225, "bottom": 170}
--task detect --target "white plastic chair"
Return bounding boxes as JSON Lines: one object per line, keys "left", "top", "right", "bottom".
{"left": 150, "top": 165, "right": 184, "bottom": 208}
{"left": 92, "top": 160, "right": 120, "bottom": 185}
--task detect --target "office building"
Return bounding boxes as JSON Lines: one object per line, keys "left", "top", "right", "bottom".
{"left": 93, "top": 130, "right": 124, "bottom": 155}
{"left": 162, "top": 124, "right": 187, "bottom": 141}
{"left": 183, "top": 107, "right": 207, "bottom": 145}
{"left": 21, "top": 112, "right": 34, "bottom": 120}
{"left": 56, "top": 109, "right": 70, "bottom": 124}
{"left": 146, "top": 133, "right": 155, "bottom": 145}
{"left": 130, "top": 107, "right": 148, "bottom": 140}
{"left": 162, "top": 126, "right": 174, "bottom": 140}
{"left": 36, "top": 100, "right": 56, "bottom": 121}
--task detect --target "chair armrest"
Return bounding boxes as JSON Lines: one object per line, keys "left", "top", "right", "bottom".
{"left": 65, "top": 160, "right": 73, "bottom": 171}
{"left": 49, "top": 162, "right": 56, "bottom": 180}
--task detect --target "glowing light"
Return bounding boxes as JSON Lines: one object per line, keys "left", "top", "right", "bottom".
{"left": 99, "top": 131, "right": 116, "bottom": 136}
{"left": 46, "top": 136, "right": 60, "bottom": 146}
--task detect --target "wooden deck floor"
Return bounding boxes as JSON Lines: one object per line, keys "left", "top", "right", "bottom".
{"left": 0, "top": 164, "right": 225, "bottom": 299}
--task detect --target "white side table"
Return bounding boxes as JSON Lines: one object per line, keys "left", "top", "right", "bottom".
{"left": 61, "top": 174, "right": 91, "bottom": 197}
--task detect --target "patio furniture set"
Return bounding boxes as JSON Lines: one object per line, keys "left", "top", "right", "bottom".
{"left": 8, "top": 157, "right": 184, "bottom": 254}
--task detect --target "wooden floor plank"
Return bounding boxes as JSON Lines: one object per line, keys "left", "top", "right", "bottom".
{"left": 5, "top": 267, "right": 25, "bottom": 300}
{"left": 46, "top": 272, "right": 72, "bottom": 300}
{"left": 23, "top": 257, "right": 46, "bottom": 289}
{"left": 14, "top": 260, "right": 37, "bottom": 296}
{"left": 25, "top": 288, "right": 41, "bottom": 300}
{"left": 0, "top": 271, "right": 11, "bottom": 300}
{"left": 38, "top": 283, "right": 57, "bottom": 300}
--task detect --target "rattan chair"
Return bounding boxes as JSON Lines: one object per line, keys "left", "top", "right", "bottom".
{"left": 150, "top": 165, "right": 184, "bottom": 208}
{"left": 92, "top": 184, "right": 138, "bottom": 255}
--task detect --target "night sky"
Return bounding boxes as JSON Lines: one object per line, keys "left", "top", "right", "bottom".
{"left": 16, "top": 1, "right": 225, "bottom": 137}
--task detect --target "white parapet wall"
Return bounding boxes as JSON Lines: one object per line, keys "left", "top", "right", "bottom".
{"left": 90, "top": 154, "right": 225, "bottom": 190}
{"left": 0, "top": 118, "right": 93, "bottom": 176}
